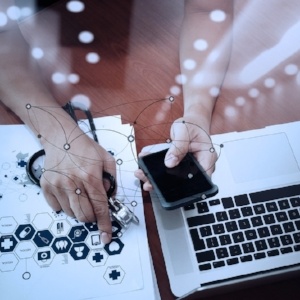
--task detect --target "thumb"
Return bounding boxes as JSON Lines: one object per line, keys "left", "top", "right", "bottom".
{"left": 165, "top": 120, "right": 190, "bottom": 168}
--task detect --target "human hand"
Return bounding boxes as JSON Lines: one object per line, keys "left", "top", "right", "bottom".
{"left": 135, "top": 113, "right": 217, "bottom": 191}
{"left": 40, "top": 127, "right": 116, "bottom": 245}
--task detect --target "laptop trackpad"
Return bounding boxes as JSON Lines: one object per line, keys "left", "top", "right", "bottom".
{"left": 224, "top": 133, "right": 300, "bottom": 183}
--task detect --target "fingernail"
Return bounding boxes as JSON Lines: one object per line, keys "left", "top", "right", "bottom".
{"left": 165, "top": 154, "right": 178, "bottom": 167}
{"left": 101, "top": 232, "right": 111, "bottom": 245}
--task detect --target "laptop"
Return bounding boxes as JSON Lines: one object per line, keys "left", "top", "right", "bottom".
{"left": 143, "top": 121, "right": 300, "bottom": 298}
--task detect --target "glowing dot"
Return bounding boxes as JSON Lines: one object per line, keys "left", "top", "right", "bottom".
{"left": 31, "top": 47, "right": 44, "bottom": 60}
{"left": 52, "top": 72, "right": 66, "bottom": 84}
{"left": 210, "top": 147, "right": 215, "bottom": 153}
{"left": 188, "top": 173, "right": 193, "bottom": 179}
{"left": 66, "top": 1, "right": 85, "bottom": 13}
{"left": 131, "top": 201, "right": 137, "bottom": 207}
{"left": 41, "top": 168, "right": 45, "bottom": 173}
{"left": 193, "top": 39, "right": 208, "bottom": 51}
{"left": 78, "top": 31, "right": 94, "bottom": 44}
{"left": 284, "top": 64, "right": 298, "bottom": 75}
{"left": 235, "top": 97, "right": 246, "bottom": 106}
{"left": 20, "top": 7, "right": 33, "bottom": 17}
{"left": 183, "top": 59, "right": 196, "bottom": 70}
{"left": 128, "top": 135, "right": 135, "bottom": 142}
{"left": 68, "top": 73, "right": 80, "bottom": 84}
{"left": 117, "top": 159, "right": 123, "bottom": 165}
{"left": 26, "top": 104, "right": 31, "bottom": 109}
{"left": 210, "top": 10, "right": 226, "bottom": 22}
{"left": 75, "top": 188, "right": 81, "bottom": 195}
{"left": 201, "top": 194, "right": 207, "bottom": 200}
{"left": 175, "top": 74, "right": 187, "bottom": 85}
{"left": 248, "top": 88, "right": 260, "bottom": 98}
{"left": 166, "top": 138, "right": 171, "bottom": 143}
{"left": 7, "top": 6, "right": 21, "bottom": 20}
{"left": 170, "top": 85, "right": 181, "bottom": 95}
{"left": 209, "top": 87, "right": 220, "bottom": 97}
{"left": 71, "top": 94, "right": 91, "bottom": 109}
{"left": 86, "top": 52, "right": 100, "bottom": 64}
{"left": 0, "top": 12, "right": 8, "bottom": 26}
{"left": 64, "top": 143, "right": 70, "bottom": 150}
{"left": 224, "top": 106, "right": 237, "bottom": 118}
{"left": 168, "top": 96, "right": 175, "bottom": 102}
{"left": 264, "top": 78, "right": 276, "bottom": 88}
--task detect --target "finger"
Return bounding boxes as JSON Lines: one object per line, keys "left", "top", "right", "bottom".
{"left": 165, "top": 121, "right": 190, "bottom": 168}
{"left": 86, "top": 178, "right": 112, "bottom": 244}
{"left": 68, "top": 187, "right": 96, "bottom": 223}
{"left": 194, "top": 150, "right": 217, "bottom": 177}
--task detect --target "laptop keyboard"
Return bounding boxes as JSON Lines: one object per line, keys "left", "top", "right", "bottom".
{"left": 185, "top": 184, "right": 300, "bottom": 271}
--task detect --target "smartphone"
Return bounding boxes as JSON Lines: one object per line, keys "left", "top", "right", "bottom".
{"left": 138, "top": 149, "right": 218, "bottom": 210}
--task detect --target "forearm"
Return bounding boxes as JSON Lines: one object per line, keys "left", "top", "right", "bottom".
{"left": 180, "top": 0, "right": 234, "bottom": 127}
{"left": 0, "top": 25, "right": 76, "bottom": 149}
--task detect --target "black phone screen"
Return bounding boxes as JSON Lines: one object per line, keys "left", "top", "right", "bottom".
{"left": 138, "top": 149, "right": 218, "bottom": 209}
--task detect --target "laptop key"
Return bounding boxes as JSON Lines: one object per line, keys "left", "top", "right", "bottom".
{"left": 263, "top": 214, "right": 276, "bottom": 224}
{"left": 200, "top": 226, "right": 212, "bottom": 237}
{"left": 280, "top": 235, "right": 293, "bottom": 246}
{"left": 242, "top": 242, "right": 255, "bottom": 253}
{"left": 254, "top": 204, "right": 266, "bottom": 214}
{"left": 216, "top": 248, "right": 229, "bottom": 259}
{"left": 266, "top": 202, "right": 278, "bottom": 212}
{"left": 278, "top": 199, "right": 290, "bottom": 210}
{"left": 290, "top": 197, "right": 300, "bottom": 207}
{"left": 227, "top": 258, "right": 239, "bottom": 265}
{"left": 229, "top": 209, "right": 241, "bottom": 220}
{"left": 196, "top": 250, "right": 215, "bottom": 263}
{"left": 245, "top": 229, "right": 257, "bottom": 240}
{"left": 288, "top": 209, "right": 300, "bottom": 220}
{"left": 187, "top": 213, "right": 215, "bottom": 227}
{"left": 254, "top": 252, "right": 266, "bottom": 260}
{"left": 267, "top": 250, "right": 280, "bottom": 257}
{"left": 190, "top": 229, "right": 206, "bottom": 251}
{"left": 251, "top": 216, "right": 263, "bottom": 227}
{"left": 267, "top": 237, "right": 280, "bottom": 248}
{"left": 283, "top": 222, "right": 295, "bottom": 233}
{"left": 216, "top": 211, "right": 228, "bottom": 222}
{"left": 219, "top": 234, "right": 232, "bottom": 246}
{"left": 255, "top": 240, "right": 268, "bottom": 251}
{"left": 232, "top": 232, "right": 245, "bottom": 243}
{"left": 206, "top": 237, "right": 219, "bottom": 248}
{"left": 234, "top": 194, "right": 250, "bottom": 206}
{"left": 225, "top": 221, "right": 238, "bottom": 232}
{"left": 240, "top": 255, "right": 253, "bottom": 262}
{"left": 257, "top": 227, "right": 271, "bottom": 238}
{"left": 275, "top": 211, "right": 288, "bottom": 222}
{"left": 212, "top": 224, "right": 225, "bottom": 235}
{"left": 197, "top": 202, "right": 209, "bottom": 214}
{"left": 213, "top": 261, "right": 225, "bottom": 268}
{"left": 238, "top": 219, "right": 251, "bottom": 229}
{"left": 293, "top": 232, "right": 300, "bottom": 243}
{"left": 241, "top": 206, "right": 253, "bottom": 217}
{"left": 199, "top": 263, "right": 211, "bottom": 271}
{"left": 270, "top": 224, "right": 283, "bottom": 235}
{"left": 281, "top": 247, "right": 293, "bottom": 254}
{"left": 222, "top": 197, "right": 234, "bottom": 209}
{"left": 229, "top": 245, "right": 242, "bottom": 256}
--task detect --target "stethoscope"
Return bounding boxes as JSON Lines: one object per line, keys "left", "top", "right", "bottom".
{"left": 26, "top": 101, "right": 138, "bottom": 229}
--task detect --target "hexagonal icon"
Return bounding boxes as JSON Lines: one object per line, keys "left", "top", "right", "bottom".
{"left": 84, "top": 222, "right": 98, "bottom": 232}
{"left": 34, "top": 247, "right": 55, "bottom": 267}
{"left": 15, "top": 224, "right": 36, "bottom": 241}
{"left": 0, "top": 253, "right": 19, "bottom": 272}
{"left": 104, "top": 239, "right": 124, "bottom": 256}
{"left": 50, "top": 210, "right": 67, "bottom": 221}
{"left": 51, "top": 237, "right": 72, "bottom": 254}
{"left": 0, "top": 216, "right": 18, "bottom": 234}
{"left": 86, "top": 233, "right": 102, "bottom": 249}
{"left": 32, "top": 213, "right": 53, "bottom": 230}
{"left": 68, "top": 225, "right": 88, "bottom": 243}
{"left": 15, "top": 241, "right": 36, "bottom": 259}
{"left": 0, "top": 235, "right": 18, "bottom": 252}
{"left": 33, "top": 230, "right": 54, "bottom": 247}
{"left": 69, "top": 243, "right": 90, "bottom": 261}
{"left": 87, "top": 249, "right": 108, "bottom": 267}
{"left": 66, "top": 216, "right": 81, "bottom": 226}
{"left": 104, "top": 266, "right": 125, "bottom": 285}
{"left": 50, "top": 220, "right": 71, "bottom": 237}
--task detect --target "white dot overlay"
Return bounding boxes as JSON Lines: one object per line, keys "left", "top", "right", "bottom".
{"left": 66, "top": 1, "right": 85, "bottom": 13}
{"left": 210, "top": 10, "right": 226, "bottom": 22}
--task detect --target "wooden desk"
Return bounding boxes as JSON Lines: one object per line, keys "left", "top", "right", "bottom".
{"left": 1, "top": 0, "right": 299, "bottom": 299}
